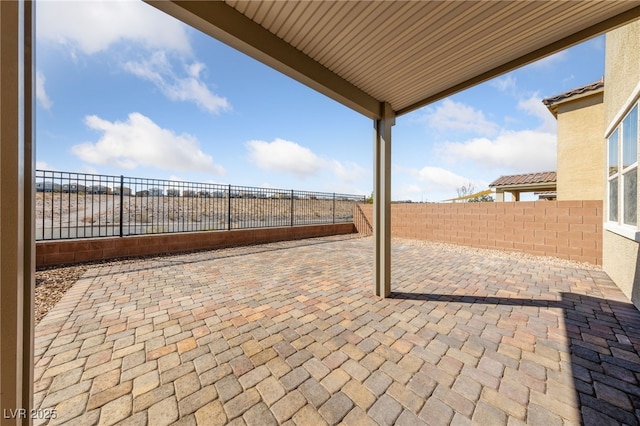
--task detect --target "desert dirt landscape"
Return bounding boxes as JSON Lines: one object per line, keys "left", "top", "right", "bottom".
{"left": 35, "top": 192, "right": 360, "bottom": 239}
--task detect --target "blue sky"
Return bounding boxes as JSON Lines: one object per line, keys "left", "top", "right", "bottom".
{"left": 36, "top": 1, "right": 605, "bottom": 201}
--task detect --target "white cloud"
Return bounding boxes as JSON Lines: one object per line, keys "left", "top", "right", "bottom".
{"left": 246, "top": 138, "right": 367, "bottom": 183}
{"left": 246, "top": 139, "right": 324, "bottom": 179}
{"left": 402, "top": 184, "right": 423, "bottom": 196}
{"left": 439, "top": 129, "right": 557, "bottom": 172}
{"left": 36, "top": 71, "right": 53, "bottom": 110}
{"left": 330, "top": 160, "right": 367, "bottom": 183}
{"left": 36, "top": 161, "right": 56, "bottom": 171}
{"left": 561, "top": 74, "right": 575, "bottom": 87}
{"left": 531, "top": 50, "right": 568, "bottom": 68}
{"left": 423, "top": 99, "right": 498, "bottom": 136}
{"left": 396, "top": 167, "right": 486, "bottom": 202}
{"left": 81, "top": 164, "right": 99, "bottom": 175}
{"left": 518, "top": 94, "right": 557, "bottom": 133}
{"left": 491, "top": 75, "right": 517, "bottom": 95}
{"left": 410, "top": 166, "right": 473, "bottom": 192}
{"left": 71, "top": 112, "right": 225, "bottom": 175}
{"left": 36, "top": 1, "right": 230, "bottom": 114}
{"left": 122, "top": 52, "right": 230, "bottom": 114}
{"left": 36, "top": 0, "right": 191, "bottom": 55}
{"left": 395, "top": 183, "right": 433, "bottom": 202}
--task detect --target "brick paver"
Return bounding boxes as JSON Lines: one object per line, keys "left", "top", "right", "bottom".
{"left": 33, "top": 236, "right": 640, "bottom": 424}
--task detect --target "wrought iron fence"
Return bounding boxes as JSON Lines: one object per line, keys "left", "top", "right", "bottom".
{"left": 35, "top": 170, "right": 365, "bottom": 241}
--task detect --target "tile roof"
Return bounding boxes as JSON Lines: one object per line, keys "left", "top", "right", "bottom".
{"left": 542, "top": 79, "right": 604, "bottom": 106}
{"left": 489, "top": 171, "right": 557, "bottom": 187}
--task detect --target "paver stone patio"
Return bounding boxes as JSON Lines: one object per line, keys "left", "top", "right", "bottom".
{"left": 32, "top": 236, "right": 640, "bottom": 425}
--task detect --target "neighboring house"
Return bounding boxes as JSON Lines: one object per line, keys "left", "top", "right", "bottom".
{"left": 534, "top": 191, "right": 557, "bottom": 201}
{"left": 35, "top": 181, "right": 61, "bottom": 193}
{"left": 543, "top": 79, "right": 605, "bottom": 201}
{"left": 113, "top": 186, "right": 131, "bottom": 196}
{"left": 490, "top": 80, "right": 604, "bottom": 203}
{"left": 62, "top": 183, "right": 87, "bottom": 193}
{"left": 602, "top": 20, "right": 640, "bottom": 308}
{"left": 490, "top": 81, "right": 604, "bottom": 203}
{"left": 489, "top": 171, "right": 557, "bottom": 201}
{"left": 88, "top": 185, "right": 111, "bottom": 195}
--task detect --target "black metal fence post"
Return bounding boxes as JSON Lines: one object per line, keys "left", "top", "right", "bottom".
{"left": 228, "top": 184, "right": 232, "bottom": 230}
{"left": 119, "top": 175, "right": 124, "bottom": 237}
{"left": 333, "top": 193, "right": 336, "bottom": 224}
{"left": 291, "top": 190, "right": 294, "bottom": 226}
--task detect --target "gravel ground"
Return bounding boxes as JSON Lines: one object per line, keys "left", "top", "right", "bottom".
{"left": 35, "top": 258, "right": 138, "bottom": 324}
{"left": 35, "top": 265, "right": 88, "bottom": 324}
{"left": 35, "top": 236, "right": 601, "bottom": 324}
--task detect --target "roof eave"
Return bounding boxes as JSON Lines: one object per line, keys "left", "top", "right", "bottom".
{"left": 543, "top": 86, "right": 604, "bottom": 118}
{"left": 146, "top": 0, "right": 384, "bottom": 120}
{"left": 147, "top": 2, "right": 640, "bottom": 120}
{"left": 490, "top": 182, "right": 557, "bottom": 192}
{"left": 396, "top": 6, "right": 640, "bottom": 117}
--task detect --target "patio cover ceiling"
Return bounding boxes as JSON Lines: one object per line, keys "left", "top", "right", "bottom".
{"left": 147, "top": 1, "right": 640, "bottom": 120}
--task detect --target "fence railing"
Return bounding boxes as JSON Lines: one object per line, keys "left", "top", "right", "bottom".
{"left": 353, "top": 203, "right": 373, "bottom": 236}
{"left": 35, "top": 170, "right": 365, "bottom": 241}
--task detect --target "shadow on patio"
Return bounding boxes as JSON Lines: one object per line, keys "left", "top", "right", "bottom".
{"left": 389, "top": 292, "right": 640, "bottom": 425}
{"left": 31, "top": 236, "right": 640, "bottom": 425}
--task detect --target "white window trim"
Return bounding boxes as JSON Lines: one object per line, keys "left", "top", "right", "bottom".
{"left": 605, "top": 80, "right": 640, "bottom": 137}
{"left": 607, "top": 130, "right": 619, "bottom": 223}
{"left": 605, "top": 101, "right": 639, "bottom": 238}
{"left": 604, "top": 222, "right": 640, "bottom": 242}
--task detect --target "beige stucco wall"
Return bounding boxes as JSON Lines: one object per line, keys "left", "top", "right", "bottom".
{"left": 603, "top": 20, "right": 640, "bottom": 309}
{"left": 603, "top": 231, "right": 640, "bottom": 304}
{"left": 604, "top": 21, "right": 640, "bottom": 123}
{"left": 555, "top": 93, "right": 605, "bottom": 200}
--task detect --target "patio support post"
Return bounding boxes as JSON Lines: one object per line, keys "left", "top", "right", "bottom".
{"left": 373, "top": 102, "right": 395, "bottom": 298}
{"left": 1, "top": 0, "right": 35, "bottom": 423}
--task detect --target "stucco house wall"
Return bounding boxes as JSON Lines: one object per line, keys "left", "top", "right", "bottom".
{"left": 603, "top": 20, "right": 640, "bottom": 308}
{"left": 556, "top": 94, "right": 605, "bottom": 200}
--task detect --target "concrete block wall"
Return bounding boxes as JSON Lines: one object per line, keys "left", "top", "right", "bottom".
{"left": 36, "top": 223, "right": 355, "bottom": 267}
{"left": 355, "top": 201, "right": 602, "bottom": 264}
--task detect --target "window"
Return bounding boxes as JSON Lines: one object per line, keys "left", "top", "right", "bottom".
{"left": 608, "top": 104, "right": 638, "bottom": 228}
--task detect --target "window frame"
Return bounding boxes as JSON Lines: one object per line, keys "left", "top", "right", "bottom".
{"left": 606, "top": 102, "right": 639, "bottom": 240}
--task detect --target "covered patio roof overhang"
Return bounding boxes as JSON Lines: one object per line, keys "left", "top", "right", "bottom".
{"left": 146, "top": 0, "right": 640, "bottom": 298}
{"left": 3, "top": 0, "right": 640, "bottom": 419}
